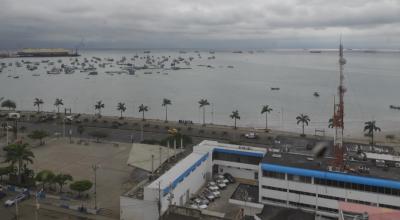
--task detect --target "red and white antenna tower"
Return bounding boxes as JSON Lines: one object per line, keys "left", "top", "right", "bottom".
{"left": 332, "top": 38, "right": 346, "bottom": 169}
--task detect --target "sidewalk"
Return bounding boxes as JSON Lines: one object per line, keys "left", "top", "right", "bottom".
{"left": 25, "top": 200, "right": 118, "bottom": 220}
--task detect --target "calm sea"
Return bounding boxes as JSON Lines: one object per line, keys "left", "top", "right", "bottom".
{"left": 1, "top": 49, "right": 399, "bottom": 137}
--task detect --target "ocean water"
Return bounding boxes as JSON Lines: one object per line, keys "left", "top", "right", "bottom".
{"left": 1, "top": 49, "right": 399, "bottom": 138}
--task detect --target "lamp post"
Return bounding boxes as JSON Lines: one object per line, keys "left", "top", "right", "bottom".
{"left": 91, "top": 164, "right": 100, "bottom": 210}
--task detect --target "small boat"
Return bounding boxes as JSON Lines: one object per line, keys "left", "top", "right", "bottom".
{"left": 32, "top": 74, "right": 40, "bottom": 76}
{"left": 47, "top": 67, "right": 62, "bottom": 74}
{"left": 271, "top": 87, "right": 280, "bottom": 91}
{"left": 227, "top": 65, "right": 234, "bottom": 68}
{"left": 13, "top": 76, "right": 20, "bottom": 79}
{"left": 309, "top": 50, "right": 322, "bottom": 53}
{"left": 88, "top": 71, "right": 98, "bottom": 75}
{"left": 313, "top": 92, "right": 320, "bottom": 97}
{"left": 144, "top": 71, "right": 152, "bottom": 74}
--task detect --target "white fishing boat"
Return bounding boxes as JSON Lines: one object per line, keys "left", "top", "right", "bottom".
{"left": 47, "top": 67, "right": 62, "bottom": 74}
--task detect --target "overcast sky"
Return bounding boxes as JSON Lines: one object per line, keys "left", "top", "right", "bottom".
{"left": 0, "top": 0, "right": 399, "bottom": 49}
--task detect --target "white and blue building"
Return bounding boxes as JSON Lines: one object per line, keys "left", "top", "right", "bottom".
{"left": 121, "top": 140, "right": 400, "bottom": 220}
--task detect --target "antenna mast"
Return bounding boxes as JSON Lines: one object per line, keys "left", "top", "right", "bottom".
{"left": 332, "top": 38, "right": 346, "bottom": 169}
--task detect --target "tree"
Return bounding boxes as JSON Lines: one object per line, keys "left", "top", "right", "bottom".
{"left": 77, "top": 125, "right": 84, "bottom": 139}
{"left": 364, "top": 121, "right": 381, "bottom": 145}
{"left": 3, "top": 143, "right": 35, "bottom": 184}
{"left": 54, "top": 98, "right": 64, "bottom": 113}
{"left": 0, "top": 166, "right": 13, "bottom": 181}
{"left": 94, "top": 101, "right": 105, "bottom": 116}
{"left": 138, "top": 104, "right": 148, "bottom": 121}
{"left": 89, "top": 130, "right": 108, "bottom": 142}
{"left": 1, "top": 99, "right": 16, "bottom": 110}
{"left": 328, "top": 118, "right": 334, "bottom": 128}
{"left": 198, "top": 99, "right": 210, "bottom": 126}
{"left": 162, "top": 98, "right": 172, "bottom": 122}
{"left": 230, "top": 110, "right": 240, "bottom": 129}
{"left": 117, "top": 102, "right": 126, "bottom": 119}
{"left": 296, "top": 114, "right": 310, "bottom": 136}
{"left": 54, "top": 173, "right": 73, "bottom": 193}
{"left": 28, "top": 130, "right": 49, "bottom": 145}
{"left": 35, "top": 170, "right": 55, "bottom": 190}
{"left": 34, "top": 98, "right": 44, "bottom": 113}
{"left": 261, "top": 105, "right": 273, "bottom": 130}
{"left": 69, "top": 180, "right": 93, "bottom": 197}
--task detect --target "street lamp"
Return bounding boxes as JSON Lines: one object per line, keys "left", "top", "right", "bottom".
{"left": 91, "top": 164, "right": 100, "bottom": 210}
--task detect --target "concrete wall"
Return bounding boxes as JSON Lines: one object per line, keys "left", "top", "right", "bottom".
{"left": 156, "top": 154, "right": 212, "bottom": 213}
{"left": 120, "top": 196, "right": 159, "bottom": 220}
{"left": 214, "top": 160, "right": 258, "bottom": 180}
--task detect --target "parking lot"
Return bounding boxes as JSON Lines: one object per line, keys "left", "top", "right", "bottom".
{"left": 186, "top": 173, "right": 246, "bottom": 219}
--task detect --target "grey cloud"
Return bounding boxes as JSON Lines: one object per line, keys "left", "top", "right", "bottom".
{"left": 0, "top": 0, "right": 399, "bottom": 49}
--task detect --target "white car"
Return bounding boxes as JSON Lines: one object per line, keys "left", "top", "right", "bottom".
{"left": 216, "top": 180, "right": 226, "bottom": 189}
{"left": 4, "top": 194, "right": 27, "bottom": 207}
{"left": 245, "top": 132, "right": 257, "bottom": 139}
{"left": 215, "top": 175, "right": 230, "bottom": 184}
{"left": 208, "top": 185, "right": 219, "bottom": 191}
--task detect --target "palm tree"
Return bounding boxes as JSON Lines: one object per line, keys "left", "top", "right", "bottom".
{"left": 3, "top": 143, "right": 35, "bottom": 184}
{"left": 54, "top": 98, "right": 64, "bottom": 113}
{"left": 138, "top": 104, "right": 148, "bottom": 121}
{"left": 230, "top": 110, "right": 240, "bottom": 129}
{"left": 261, "top": 105, "right": 273, "bottom": 130}
{"left": 198, "top": 99, "right": 210, "bottom": 126}
{"left": 328, "top": 118, "right": 334, "bottom": 128}
{"left": 162, "top": 98, "right": 172, "bottom": 122}
{"left": 296, "top": 114, "right": 310, "bottom": 136}
{"left": 117, "top": 102, "right": 126, "bottom": 119}
{"left": 94, "top": 101, "right": 105, "bottom": 116}
{"left": 364, "top": 121, "right": 381, "bottom": 145}
{"left": 1, "top": 99, "right": 16, "bottom": 111}
{"left": 34, "top": 98, "right": 44, "bottom": 113}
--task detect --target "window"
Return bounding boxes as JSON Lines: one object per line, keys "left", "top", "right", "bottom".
{"left": 262, "top": 196, "right": 286, "bottom": 204}
{"left": 289, "top": 201, "right": 316, "bottom": 209}
{"left": 318, "top": 194, "right": 345, "bottom": 201}
{"left": 262, "top": 185, "right": 287, "bottom": 192}
{"left": 289, "top": 189, "right": 315, "bottom": 197}
{"left": 288, "top": 174, "right": 311, "bottom": 183}
{"left": 212, "top": 152, "right": 261, "bottom": 165}
{"left": 318, "top": 206, "right": 338, "bottom": 213}
{"left": 262, "top": 170, "right": 285, "bottom": 179}
{"left": 379, "top": 203, "right": 400, "bottom": 210}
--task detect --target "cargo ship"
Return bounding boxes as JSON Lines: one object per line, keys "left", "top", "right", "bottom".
{"left": 17, "top": 48, "right": 80, "bottom": 57}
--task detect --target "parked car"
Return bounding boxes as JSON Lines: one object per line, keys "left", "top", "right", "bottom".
{"left": 205, "top": 188, "right": 220, "bottom": 198}
{"left": 215, "top": 175, "right": 230, "bottom": 184}
{"left": 245, "top": 132, "right": 257, "bottom": 139}
{"left": 4, "top": 193, "right": 28, "bottom": 207}
{"left": 223, "top": 173, "right": 236, "bottom": 183}
{"left": 216, "top": 180, "right": 227, "bottom": 189}
{"left": 202, "top": 191, "right": 215, "bottom": 201}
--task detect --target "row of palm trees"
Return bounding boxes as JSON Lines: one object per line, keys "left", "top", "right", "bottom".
{"left": 26, "top": 98, "right": 273, "bottom": 127}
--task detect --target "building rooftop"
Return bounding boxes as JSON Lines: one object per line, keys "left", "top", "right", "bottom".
{"left": 147, "top": 151, "right": 208, "bottom": 193}
{"left": 261, "top": 152, "right": 400, "bottom": 184}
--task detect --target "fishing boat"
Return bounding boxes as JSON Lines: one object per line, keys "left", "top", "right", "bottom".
{"left": 47, "top": 67, "right": 62, "bottom": 74}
